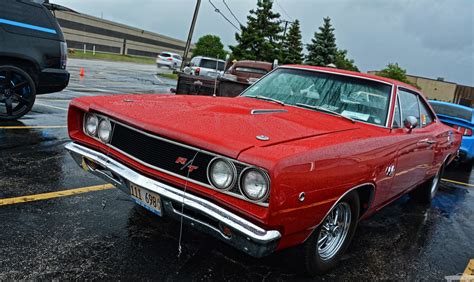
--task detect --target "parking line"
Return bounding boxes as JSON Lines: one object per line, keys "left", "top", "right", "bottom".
{"left": 441, "top": 178, "right": 474, "bottom": 188}
{"left": 0, "top": 184, "right": 115, "bottom": 206}
{"left": 34, "top": 102, "right": 68, "bottom": 111}
{"left": 0, "top": 125, "right": 67, "bottom": 129}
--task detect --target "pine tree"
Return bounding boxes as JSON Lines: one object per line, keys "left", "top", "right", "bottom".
{"left": 282, "top": 20, "right": 304, "bottom": 64}
{"left": 229, "top": 0, "right": 283, "bottom": 62}
{"left": 306, "top": 17, "right": 337, "bottom": 66}
{"left": 334, "top": 49, "right": 359, "bottom": 72}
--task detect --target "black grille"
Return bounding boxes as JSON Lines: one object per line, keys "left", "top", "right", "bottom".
{"left": 110, "top": 123, "right": 214, "bottom": 184}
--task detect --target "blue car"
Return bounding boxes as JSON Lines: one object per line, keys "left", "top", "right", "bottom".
{"left": 429, "top": 100, "right": 473, "bottom": 163}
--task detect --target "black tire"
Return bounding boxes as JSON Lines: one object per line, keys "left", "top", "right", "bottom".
{"left": 0, "top": 65, "right": 36, "bottom": 120}
{"left": 301, "top": 191, "right": 360, "bottom": 276}
{"left": 410, "top": 164, "right": 444, "bottom": 204}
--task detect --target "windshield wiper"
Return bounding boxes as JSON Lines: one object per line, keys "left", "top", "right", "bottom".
{"left": 295, "top": 103, "right": 356, "bottom": 123}
{"left": 245, "top": 95, "right": 285, "bottom": 106}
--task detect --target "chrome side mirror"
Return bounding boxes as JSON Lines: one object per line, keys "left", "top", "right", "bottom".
{"left": 273, "top": 59, "right": 279, "bottom": 69}
{"left": 404, "top": 116, "right": 418, "bottom": 132}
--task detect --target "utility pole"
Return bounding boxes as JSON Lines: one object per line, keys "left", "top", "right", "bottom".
{"left": 282, "top": 20, "right": 292, "bottom": 37}
{"left": 180, "top": 0, "right": 201, "bottom": 71}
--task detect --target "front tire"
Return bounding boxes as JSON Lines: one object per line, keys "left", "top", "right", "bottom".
{"left": 410, "top": 164, "right": 444, "bottom": 204}
{"left": 301, "top": 192, "right": 360, "bottom": 276}
{"left": 0, "top": 65, "right": 36, "bottom": 120}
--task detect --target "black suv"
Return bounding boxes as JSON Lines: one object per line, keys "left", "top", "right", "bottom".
{"left": 0, "top": 0, "right": 70, "bottom": 120}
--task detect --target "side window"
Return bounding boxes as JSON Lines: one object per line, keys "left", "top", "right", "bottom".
{"left": 418, "top": 98, "right": 434, "bottom": 127}
{"left": 392, "top": 97, "right": 401, "bottom": 128}
{"left": 398, "top": 89, "right": 420, "bottom": 128}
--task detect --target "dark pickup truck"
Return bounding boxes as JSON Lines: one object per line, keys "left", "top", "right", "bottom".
{"left": 0, "top": 0, "right": 70, "bottom": 120}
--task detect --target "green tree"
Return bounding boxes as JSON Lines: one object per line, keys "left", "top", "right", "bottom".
{"left": 334, "top": 49, "right": 359, "bottom": 72}
{"left": 229, "top": 0, "right": 283, "bottom": 62}
{"left": 192, "top": 34, "right": 227, "bottom": 59}
{"left": 377, "top": 63, "right": 420, "bottom": 88}
{"left": 306, "top": 17, "right": 337, "bottom": 66}
{"left": 281, "top": 20, "right": 304, "bottom": 64}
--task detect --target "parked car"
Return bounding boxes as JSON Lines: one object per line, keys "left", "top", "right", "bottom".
{"left": 66, "top": 66, "right": 461, "bottom": 275}
{"left": 184, "top": 56, "right": 226, "bottom": 78}
{"left": 156, "top": 52, "right": 182, "bottom": 70}
{"left": 222, "top": 60, "right": 273, "bottom": 84}
{"left": 0, "top": 0, "right": 70, "bottom": 120}
{"left": 429, "top": 100, "right": 473, "bottom": 163}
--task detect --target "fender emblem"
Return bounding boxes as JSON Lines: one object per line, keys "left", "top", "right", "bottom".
{"left": 386, "top": 165, "right": 396, "bottom": 177}
{"left": 175, "top": 157, "right": 199, "bottom": 173}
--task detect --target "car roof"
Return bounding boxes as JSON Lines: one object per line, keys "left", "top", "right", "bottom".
{"left": 429, "top": 100, "right": 473, "bottom": 112}
{"left": 193, "top": 56, "right": 226, "bottom": 62}
{"left": 284, "top": 65, "right": 421, "bottom": 93}
{"left": 160, "top": 51, "right": 180, "bottom": 56}
{"left": 234, "top": 60, "right": 273, "bottom": 70}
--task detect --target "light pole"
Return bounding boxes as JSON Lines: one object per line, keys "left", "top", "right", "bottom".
{"left": 180, "top": 0, "right": 201, "bottom": 71}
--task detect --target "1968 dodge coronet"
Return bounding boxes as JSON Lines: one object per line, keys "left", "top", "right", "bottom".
{"left": 66, "top": 66, "right": 461, "bottom": 275}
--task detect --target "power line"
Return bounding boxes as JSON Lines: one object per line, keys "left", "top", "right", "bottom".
{"left": 208, "top": 0, "right": 240, "bottom": 31}
{"left": 222, "top": 0, "right": 243, "bottom": 27}
{"left": 274, "top": 0, "right": 293, "bottom": 21}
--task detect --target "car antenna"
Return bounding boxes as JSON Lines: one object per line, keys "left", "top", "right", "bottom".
{"left": 212, "top": 56, "right": 219, "bottom": 97}
{"left": 177, "top": 151, "right": 200, "bottom": 258}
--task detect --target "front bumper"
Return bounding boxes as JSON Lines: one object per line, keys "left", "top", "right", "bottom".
{"left": 65, "top": 142, "right": 281, "bottom": 257}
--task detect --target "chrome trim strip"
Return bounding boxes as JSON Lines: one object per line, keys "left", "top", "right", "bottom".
{"left": 251, "top": 109, "right": 288, "bottom": 115}
{"left": 66, "top": 142, "right": 281, "bottom": 243}
{"left": 303, "top": 182, "right": 376, "bottom": 242}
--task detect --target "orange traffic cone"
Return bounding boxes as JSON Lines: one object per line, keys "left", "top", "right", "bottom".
{"left": 80, "top": 68, "right": 85, "bottom": 77}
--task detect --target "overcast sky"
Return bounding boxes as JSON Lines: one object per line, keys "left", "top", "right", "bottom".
{"left": 54, "top": 0, "right": 473, "bottom": 86}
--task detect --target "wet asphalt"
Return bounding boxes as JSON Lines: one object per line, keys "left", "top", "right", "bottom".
{"left": 0, "top": 59, "right": 472, "bottom": 280}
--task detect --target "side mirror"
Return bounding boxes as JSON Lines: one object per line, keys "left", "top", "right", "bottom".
{"left": 403, "top": 116, "right": 418, "bottom": 132}
{"left": 225, "top": 54, "right": 230, "bottom": 62}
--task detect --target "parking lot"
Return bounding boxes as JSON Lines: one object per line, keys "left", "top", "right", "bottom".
{"left": 0, "top": 59, "right": 472, "bottom": 280}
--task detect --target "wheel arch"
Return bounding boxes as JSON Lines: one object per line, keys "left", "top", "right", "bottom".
{"left": 0, "top": 55, "right": 40, "bottom": 84}
{"left": 303, "top": 182, "right": 376, "bottom": 243}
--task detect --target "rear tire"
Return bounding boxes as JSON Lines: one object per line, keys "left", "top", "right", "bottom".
{"left": 410, "top": 164, "right": 444, "bottom": 204}
{"left": 301, "top": 192, "right": 360, "bottom": 276}
{"left": 0, "top": 65, "right": 36, "bottom": 120}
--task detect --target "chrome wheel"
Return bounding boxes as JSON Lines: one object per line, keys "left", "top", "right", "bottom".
{"left": 317, "top": 202, "right": 352, "bottom": 261}
{"left": 430, "top": 168, "right": 441, "bottom": 199}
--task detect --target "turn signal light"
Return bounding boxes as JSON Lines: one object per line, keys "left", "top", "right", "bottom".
{"left": 195, "top": 67, "right": 200, "bottom": 75}
{"left": 465, "top": 128, "right": 473, "bottom": 136}
{"left": 167, "top": 58, "right": 173, "bottom": 61}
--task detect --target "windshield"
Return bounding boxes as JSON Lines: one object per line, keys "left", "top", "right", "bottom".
{"left": 430, "top": 103, "right": 473, "bottom": 122}
{"left": 200, "top": 59, "right": 225, "bottom": 71}
{"left": 241, "top": 68, "right": 392, "bottom": 126}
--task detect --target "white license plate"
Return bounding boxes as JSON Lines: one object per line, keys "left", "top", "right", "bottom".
{"left": 129, "top": 183, "right": 162, "bottom": 216}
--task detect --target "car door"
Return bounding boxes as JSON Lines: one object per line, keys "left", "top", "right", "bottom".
{"left": 389, "top": 88, "right": 436, "bottom": 197}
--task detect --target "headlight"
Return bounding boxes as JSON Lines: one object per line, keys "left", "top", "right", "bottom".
{"left": 208, "top": 158, "right": 236, "bottom": 190}
{"left": 240, "top": 168, "right": 269, "bottom": 201}
{"left": 85, "top": 113, "right": 98, "bottom": 136}
{"left": 98, "top": 118, "right": 112, "bottom": 143}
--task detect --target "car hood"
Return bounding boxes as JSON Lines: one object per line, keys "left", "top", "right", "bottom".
{"left": 76, "top": 95, "right": 360, "bottom": 158}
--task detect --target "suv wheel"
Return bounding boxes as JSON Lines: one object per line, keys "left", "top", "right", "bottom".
{"left": 0, "top": 65, "right": 36, "bottom": 120}
{"left": 301, "top": 192, "right": 360, "bottom": 276}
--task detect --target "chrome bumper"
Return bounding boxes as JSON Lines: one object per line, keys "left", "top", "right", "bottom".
{"left": 65, "top": 142, "right": 281, "bottom": 257}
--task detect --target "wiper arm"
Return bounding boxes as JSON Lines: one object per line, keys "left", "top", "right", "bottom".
{"left": 295, "top": 103, "right": 356, "bottom": 123}
{"left": 245, "top": 95, "right": 285, "bottom": 106}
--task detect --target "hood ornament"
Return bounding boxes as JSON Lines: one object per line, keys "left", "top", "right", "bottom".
{"left": 256, "top": 135, "right": 270, "bottom": 141}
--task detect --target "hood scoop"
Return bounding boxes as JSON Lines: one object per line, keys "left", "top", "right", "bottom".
{"left": 251, "top": 109, "right": 288, "bottom": 115}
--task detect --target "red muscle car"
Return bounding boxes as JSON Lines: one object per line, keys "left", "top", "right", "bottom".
{"left": 66, "top": 66, "right": 461, "bottom": 275}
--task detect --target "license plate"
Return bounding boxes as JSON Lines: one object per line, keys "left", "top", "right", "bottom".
{"left": 129, "top": 183, "right": 162, "bottom": 216}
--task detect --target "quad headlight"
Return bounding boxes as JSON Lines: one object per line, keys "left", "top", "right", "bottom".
{"left": 85, "top": 113, "right": 99, "bottom": 136}
{"left": 208, "top": 158, "right": 236, "bottom": 190}
{"left": 84, "top": 113, "right": 112, "bottom": 143}
{"left": 240, "top": 168, "right": 270, "bottom": 201}
{"left": 98, "top": 118, "right": 112, "bottom": 143}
